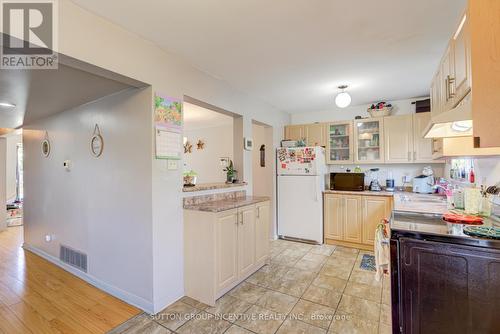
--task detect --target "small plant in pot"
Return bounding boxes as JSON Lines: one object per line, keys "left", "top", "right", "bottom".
{"left": 183, "top": 170, "right": 198, "bottom": 187}
{"left": 223, "top": 160, "right": 238, "bottom": 184}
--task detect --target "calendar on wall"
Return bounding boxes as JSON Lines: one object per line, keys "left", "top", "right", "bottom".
{"left": 154, "top": 93, "right": 183, "bottom": 160}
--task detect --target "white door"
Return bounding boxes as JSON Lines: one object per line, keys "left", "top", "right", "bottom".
{"left": 277, "top": 175, "right": 323, "bottom": 243}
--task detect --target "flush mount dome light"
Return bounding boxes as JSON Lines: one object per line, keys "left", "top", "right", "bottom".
{"left": 335, "top": 85, "right": 351, "bottom": 108}
{"left": 0, "top": 101, "right": 16, "bottom": 109}
{"left": 451, "top": 120, "right": 473, "bottom": 132}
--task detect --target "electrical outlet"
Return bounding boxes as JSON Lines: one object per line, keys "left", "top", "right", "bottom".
{"left": 167, "top": 160, "right": 178, "bottom": 170}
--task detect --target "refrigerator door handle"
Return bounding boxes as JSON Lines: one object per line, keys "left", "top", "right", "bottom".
{"left": 314, "top": 177, "right": 318, "bottom": 202}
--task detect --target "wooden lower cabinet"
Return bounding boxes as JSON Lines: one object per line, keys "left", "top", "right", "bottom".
{"left": 344, "top": 196, "right": 363, "bottom": 244}
{"left": 255, "top": 202, "right": 270, "bottom": 263}
{"left": 216, "top": 209, "right": 239, "bottom": 292}
{"left": 184, "top": 201, "right": 270, "bottom": 306}
{"left": 237, "top": 206, "right": 256, "bottom": 278}
{"left": 324, "top": 193, "right": 392, "bottom": 250}
{"left": 362, "top": 196, "right": 392, "bottom": 245}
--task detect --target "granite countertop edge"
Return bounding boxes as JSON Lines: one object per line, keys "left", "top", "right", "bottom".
{"left": 183, "top": 196, "right": 270, "bottom": 212}
{"left": 323, "top": 189, "right": 395, "bottom": 197}
{"left": 183, "top": 182, "right": 248, "bottom": 193}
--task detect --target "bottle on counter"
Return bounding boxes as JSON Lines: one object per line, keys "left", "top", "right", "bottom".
{"left": 469, "top": 168, "right": 475, "bottom": 184}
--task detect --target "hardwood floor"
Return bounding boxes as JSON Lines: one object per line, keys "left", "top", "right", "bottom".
{"left": 0, "top": 226, "right": 141, "bottom": 334}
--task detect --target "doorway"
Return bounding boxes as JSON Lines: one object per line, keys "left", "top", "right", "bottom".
{"left": 252, "top": 121, "right": 274, "bottom": 235}
{"left": 2, "top": 130, "right": 23, "bottom": 229}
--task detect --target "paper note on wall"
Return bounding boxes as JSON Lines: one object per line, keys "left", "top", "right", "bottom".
{"left": 154, "top": 93, "right": 183, "bottom": 159}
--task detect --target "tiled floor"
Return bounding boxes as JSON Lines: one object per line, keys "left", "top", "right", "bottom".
{"left": 109, "top": 240, "right": 392, "bottom": 334}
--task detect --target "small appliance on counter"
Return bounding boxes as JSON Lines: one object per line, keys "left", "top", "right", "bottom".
{"left": 386, "top": 171, "right": 395, "bottom": 192}
{"left": 368, "top": 168, "right": 382, "bottom": 192}
{"left": 412, "top": 166, "right": 435, "bottom": 194}
{"left": 412, "top": 175, "right": 434, "bottom": 194}
{"left": 330, "top": 172, "right": 365, "bottom": 191}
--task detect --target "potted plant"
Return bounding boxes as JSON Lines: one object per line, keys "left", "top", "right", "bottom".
{"left": 223, "top": 160, "right": 237, "bottom": 184}
{"left": 183, "top": 170, "right": 198, "bottom": 187}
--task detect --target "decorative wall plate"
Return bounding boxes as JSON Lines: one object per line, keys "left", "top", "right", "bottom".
{"left": 91, "top": 124, "right": 104, "bottom": 157}
{"left": 41, "top": 139, "right": 50, "bottom": 157}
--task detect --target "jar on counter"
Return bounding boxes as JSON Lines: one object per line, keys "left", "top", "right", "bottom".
{"left": 464, "top": 188, "right": 481, "bottom": 215}
{"left": 453, "top": 189, "right": 465, "bottom": 210}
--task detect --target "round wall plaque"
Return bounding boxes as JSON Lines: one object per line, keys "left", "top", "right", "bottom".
{"left": 91, "top": 124, "right": 104, "bottom": 157}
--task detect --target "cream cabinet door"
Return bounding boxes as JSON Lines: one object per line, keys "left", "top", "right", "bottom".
{"left": 452, "top": 14, "right": 471, "bottom": 102}
{"left": 343, "top": 196, "right": 362, "bottom": 244}
{"left": 324, "top": 194, "right": 343, "bottom": 241}
{"left": 284, "top": 125, "right": 305, "bottom": 141}
{"left": 215, "top": 210, "right": 239, "bottom": 292}
{"left": 354, "top": 118, "right": 385, "bottom": 164}
{"left": 362, "top": 196, "right": 392, "bottom": 246}
{"left": 413, "top": 113, "right": 435, "bottom": 163}
{"left": 441, "top": 43, "right": 456, "bottom": 112}
{"left": 430, "top": 70, "right": 442, "bottom": 118}
{"left": 255, "top": 202, "right": 270, "bottom": 264}
{"left": 305, "top": 123, "right": 326, "bottom": 147}
{"left": 237, "top": 205, "right": 256, "bottom": 278}
{"left": 384, "top": 114, "right": 413, "bottom": 163}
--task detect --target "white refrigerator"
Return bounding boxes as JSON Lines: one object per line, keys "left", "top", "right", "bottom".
{"left": 277, "top": 146, "right": 326, "bottom": 244}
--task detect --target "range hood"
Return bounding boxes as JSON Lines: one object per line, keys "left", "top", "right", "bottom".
{"left": 423, "top": 96, "right": 473, "bottom": 139}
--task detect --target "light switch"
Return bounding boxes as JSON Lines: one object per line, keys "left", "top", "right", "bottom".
{"left": 167, "top": 160, "right": 178, "bottom": 170}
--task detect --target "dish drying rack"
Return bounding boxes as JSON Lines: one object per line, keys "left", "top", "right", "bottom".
{"left": 487, "top": 183, "right": 500, "bottom": 223}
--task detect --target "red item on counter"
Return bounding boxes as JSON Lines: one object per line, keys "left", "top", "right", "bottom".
{"left": 442, "top": 212, "right": 483, "bottom": 225}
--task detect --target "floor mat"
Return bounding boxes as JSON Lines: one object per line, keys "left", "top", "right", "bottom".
{"left": 360, "top": 254, "right": 376, "bottom": 271}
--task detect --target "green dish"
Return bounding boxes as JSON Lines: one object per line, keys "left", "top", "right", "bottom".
{"left": 463, "top": 226, "right": 500, "bottom": 240}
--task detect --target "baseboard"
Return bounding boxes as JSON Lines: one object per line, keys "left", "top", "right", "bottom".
{"left": 22, "top": 243, "right": 154, "bottom": 314}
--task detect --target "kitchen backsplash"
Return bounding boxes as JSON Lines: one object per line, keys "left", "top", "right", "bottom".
{"left": 327, "top": 163, "right": 445, "bottom": 187}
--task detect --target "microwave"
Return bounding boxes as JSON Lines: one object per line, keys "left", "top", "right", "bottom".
{"left": 330, "top": 173, "right": 365, "bottom": 191}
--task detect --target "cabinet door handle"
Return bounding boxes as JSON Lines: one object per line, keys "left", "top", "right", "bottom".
{"left": 448, "top": 76, "right": 456, "bottom": 98}
{"left": 408, "top": 152, "right": 411, "bottom": 161}
{"left": 413, "top": 151, "right": 416, "bottom": 161}
{"left": 256, "top": 207, "right": 260, "bottom": 219}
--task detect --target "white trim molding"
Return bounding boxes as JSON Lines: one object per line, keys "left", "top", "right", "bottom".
{"left": 22, "top": 243, "right": 154, "bottom": 314}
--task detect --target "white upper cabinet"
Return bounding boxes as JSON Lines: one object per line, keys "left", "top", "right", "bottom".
{"left": 354, "top": 118, "right": 385, "bottom": 164}
{"left": 452, "top": 15, "right": 471, "bottom": 102}
{"left": 384, "top": 114, "right": 413, "bottom": 163}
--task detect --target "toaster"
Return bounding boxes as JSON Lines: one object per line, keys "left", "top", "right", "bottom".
{"left": 412, "top": 175, "right": 434, "bottom": 194}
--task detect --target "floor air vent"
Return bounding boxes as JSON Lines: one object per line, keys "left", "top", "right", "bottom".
{"left": 60, "top": 245, "right": 87, "bottom": 273}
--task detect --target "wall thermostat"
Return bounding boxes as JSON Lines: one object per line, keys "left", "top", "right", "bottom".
{"left": 244, "top": 137, "right": 254, "bottom": 151}
{"left": 63, "top": 160, "right": 72, "bottom": 171}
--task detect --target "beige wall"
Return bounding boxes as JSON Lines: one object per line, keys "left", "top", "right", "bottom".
{"left": 184, "top": 124, "right": 234, "bottom": 184}
{"left": 23, "top": 88, "right": 154, "bottom": 309}
{"left": 13, "top": 0, "right": 290, "bottom": 314}
{"left": 252, "top": 123, "right": 275, "bottom": 237}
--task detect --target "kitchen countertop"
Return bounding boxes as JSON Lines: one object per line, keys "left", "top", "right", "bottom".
{"left": 183, "top": 196, "right": 270, "bottom": 212}
{"left": 183, "top": 182, "right": 247, "bottom": 193}
{"left": 323, "top": 189, "right": 395, "bottom": 197}
{"left": 390, "top": 193, "right": 500, "bottom": 249}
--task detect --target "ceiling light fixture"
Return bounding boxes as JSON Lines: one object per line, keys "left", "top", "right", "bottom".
{"left": 0, "top": 102, "right": 16, "bottom": 109}
{"left": 335, "top": 85, "right": 351, "bottom": 108}
{"left": 451, "top": 120, "right": 473, "bottom": 132}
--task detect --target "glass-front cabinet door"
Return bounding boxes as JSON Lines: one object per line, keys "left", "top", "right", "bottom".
{"left": 326, "top": 121, "right": 353, "bottom": 164}
{"left": 354, "top": 118, "right": 385, "bottom": 163}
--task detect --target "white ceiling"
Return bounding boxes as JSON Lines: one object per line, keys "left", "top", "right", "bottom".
{"left": 71, "top": 0, "right": 467, "bottom": 113}
{"left": 184, "top": 102, "right": 233, "bottom": 131}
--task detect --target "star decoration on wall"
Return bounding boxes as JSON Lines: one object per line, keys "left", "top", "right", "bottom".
{"left": 196, "top": 139, "right": 205, "bottom": 150}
